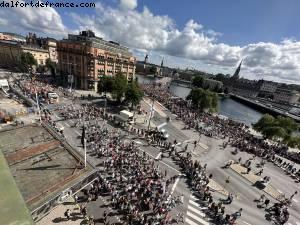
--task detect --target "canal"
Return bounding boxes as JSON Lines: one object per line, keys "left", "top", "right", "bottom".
{"left": 137, "top": 74, "right": 263, "bottom": 126}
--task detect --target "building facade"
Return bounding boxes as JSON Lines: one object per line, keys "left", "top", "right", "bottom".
{"left": 26, "top": 33, "right": 58, "bottom": 63}
{"left": 273, "top": 88, "right": 299, "bottom": 104}
{"left": 57, "top": 30, "right": 136, "bottom": 92}
{"left": 0, "top": 40, "right": 49, "bottom": 68}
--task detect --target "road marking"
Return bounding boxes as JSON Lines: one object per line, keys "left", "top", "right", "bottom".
{"left": 241, "top": 221, "right": 252, "bottom": 225}
{"left": 65, "top": 122, "right": 71, "bottom": 127}
{"left": 170, "top": 177, "right": 180, "bottom": 195}
{"left": 187, "top": 205, "right": 206, "bottom": 217}
{"left": 189, "top": 199, "right": 200, "bottom": 208}
{"left": 293, "top": 198, "right": 298, "bottom": 203}
{"left": 133, "top": 140, "right": 143, "bottom": 145}
{"left": 155, "top": 152, "right": 162, "bottom": 160}
{"left": 190, "top": 194, "right": 197, "bottom": 200}
{"left": 54, "top": 114, "right": 60, "bottom": 119}
{"left": 186, "top": 211, "right": 209, "bottom": 225}
{"left": 74, "top": 130, "right": 81, "bottom": 135}
{"left": 277, "top": 189, "right": 283, "bottom": 194}
{"left": 160, "top": 160, "right": 181, "bottom": 174}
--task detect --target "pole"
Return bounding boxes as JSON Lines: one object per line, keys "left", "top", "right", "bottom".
{"left": 35, "top": 92, "right": 41, "bottom": 123}
{"left": 147, "top": 97, "right": 154, "bottom": 131}
{"left": 84, "top": 138, "right": 87, "bottom": 168}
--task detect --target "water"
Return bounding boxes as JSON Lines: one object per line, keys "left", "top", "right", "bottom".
{"left": 137, "top": 74, "right": 263, "bottom": 126}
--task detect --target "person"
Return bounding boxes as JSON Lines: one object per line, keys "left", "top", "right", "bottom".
{"left": 255, "top": 169, "right": 263, "bottom": 176}
{"left": 258, "top": 194, "right": 265, "bottom": 202}
{"left": 263, "top": 199, "right": 270, "bottom": 208}
{"left": 226, "top": 193, "right": 233, "bottom": 204}
{"left": 64, "top": 209, "right": 71, "bottom": 220}
{"left": 232, "top": 208, "right": 242, "bottom": 219}
{"left": 103, "top": 210, "right": 108, "bottom": 223}
{"left": 246, "top": 167, "right": 251, "bottom": 174}
{"left": 290, "top": 191, "right": 298, "bottom": 200}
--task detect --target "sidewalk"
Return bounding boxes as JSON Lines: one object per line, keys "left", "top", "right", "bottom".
{"left": 37, "top": 197, "right": 85, "bottom": 225}
{"left": 230, "top": 163, "right": 284, "bottom": 201}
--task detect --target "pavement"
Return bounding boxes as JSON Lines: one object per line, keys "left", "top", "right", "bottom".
{"left": 230, "top": 163, "right": 284, "bottom": 201}
{"left": 36, "top": 95, "right": 300, "bottom": 225}
{"left": 37, "top": 197, "right": 85, "bottom": 225}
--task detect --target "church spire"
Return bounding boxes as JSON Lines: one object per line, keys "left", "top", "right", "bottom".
{"left": 232, "top": 59, "right": 243, "bottom": 79}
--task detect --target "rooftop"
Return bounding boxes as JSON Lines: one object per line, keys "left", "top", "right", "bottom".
{"left": 0, "top": 124, "right": 92, "bottom": 211}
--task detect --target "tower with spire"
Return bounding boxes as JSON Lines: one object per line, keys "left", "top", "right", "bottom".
{"left": 232, "top": 60, "right": 243, "bottom": 80}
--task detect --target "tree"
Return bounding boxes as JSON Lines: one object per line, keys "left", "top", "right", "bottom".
{"left": 112, "top": 72, "right": 127, "bottom": 103}
{"left": 99, "top": 75, "right": 114, "bottom": 94}
{"left": 187, "top": 88, "right": 218, "bottom": 112}
{"left": 125, "top": 81, "right": 143, "bottom": 109}
{"left": 45, "top": 58, "right": 57, "bottom": 77}
{"left": 253, "top": 114, "right": 299, "bottom": 143}
{"left": 149, "top": 66, "right": 157, "bottom": 74}
{"left": 20, "top": 52, "right": 37, "bottom": 72}
{"left": 192, "top": 76, "right": 204, "bottom": 88}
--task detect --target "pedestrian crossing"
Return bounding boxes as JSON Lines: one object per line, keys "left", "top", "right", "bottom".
{"left": 185, "top": 194, "right": 210, "bottom": 225}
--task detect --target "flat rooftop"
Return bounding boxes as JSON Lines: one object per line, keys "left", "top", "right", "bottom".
{"left": 0, "top": 124, "right": 92, "bottom": 212}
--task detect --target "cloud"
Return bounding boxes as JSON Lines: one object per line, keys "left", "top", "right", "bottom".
{"left": 1, "top": 0, "right": 300, "bottom": 84}
{"left": 0, "top": 0, "right": 67, "bottom": 37}
{"left": 70, "top": 2, "right": 300, "bottom": 83}
{"left": 119, "top": 0, "right": 137, "bottom": 10}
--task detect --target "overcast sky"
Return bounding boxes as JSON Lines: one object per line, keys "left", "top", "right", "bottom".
{"left": 1, "top": 0, "right": 300, "bottom": 84}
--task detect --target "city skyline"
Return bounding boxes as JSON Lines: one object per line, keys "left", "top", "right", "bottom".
{"left": 1, "top": 0, "right": 300, "bottom": 84}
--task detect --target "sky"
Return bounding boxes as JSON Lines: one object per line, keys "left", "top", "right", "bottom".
{"left": 1, "top": 0, "right": 300, "bottom": 84}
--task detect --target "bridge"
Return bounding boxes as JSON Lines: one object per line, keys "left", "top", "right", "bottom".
{"left": 230, "top": 94, "right": 300, "bottom": 122}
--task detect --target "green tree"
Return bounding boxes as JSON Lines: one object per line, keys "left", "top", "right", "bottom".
{"left": 112, "top": 72, "right": 127, "bottom": 103}
{"left": 99, "top": 75, "right": 114, "bottom": 93}
{"left": 192, "top": 76, "right": 204, "bottom": 88}
{"left": 125, "top": 81, "right": 143, "bottom": 109}
{"left": 149, "top": 66, "right": 157, "bottom": 74}
{"left": 45, "top": 58, "right": 57, "bottom": 77}
{"left": 187, "top": 88, "right": 218, "bottom": 112}
{"left": 253, "top": 114, "right": 299, "bottom": 143}
{"left": 20, "top": 52, "right": 37, "bottom": 72}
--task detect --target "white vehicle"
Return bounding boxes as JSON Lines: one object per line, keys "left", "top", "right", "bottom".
{"left": 115, "top": 110, "right": 134, "bottom": 123}
{"left": 48, "top": 92, "right": 59, "bottom": 103}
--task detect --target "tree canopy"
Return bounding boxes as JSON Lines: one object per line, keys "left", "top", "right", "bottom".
{"left": 192, "top": 76, "right": 205, "bottom": 88}
{"left": 125, "top": 81, "right": 144, "bottom": 109}
{"left": 112, "top": 72, "right": 128, "bottom": 103}
{"left": 253, "top": 114, "right": 299, "bottom": 147}
{"left": 19, "top": 52, "right": 37, "bottom": 72}
{"left": 186, "top": 88, "right": 218, "bottom": 112}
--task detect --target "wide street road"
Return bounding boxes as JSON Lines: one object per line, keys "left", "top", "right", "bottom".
{"left": 47, "top": 96, "right": 300, "bottom": 225}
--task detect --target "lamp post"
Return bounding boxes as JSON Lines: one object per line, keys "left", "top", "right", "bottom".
{"left": 35, "top": 92, "right": 42, "bottom": 123}
{"left": 84, "top": 138, "right": 87, "bottom": 168}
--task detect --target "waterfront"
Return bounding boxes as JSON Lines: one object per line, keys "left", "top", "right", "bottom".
{"left": 137, "top": 74, "right": 263, "bottom": 126}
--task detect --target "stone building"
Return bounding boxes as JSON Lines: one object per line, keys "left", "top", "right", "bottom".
{"left": 57, "top": 30, "right": 136, "bottom": 92}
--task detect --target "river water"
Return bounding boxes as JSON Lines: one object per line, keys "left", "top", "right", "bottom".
{"left": 137, "top": 74, "right": 263, "bottom": 126}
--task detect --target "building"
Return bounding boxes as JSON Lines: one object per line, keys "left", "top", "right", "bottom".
{"left": 273, "top": 88, "right": 299, "bottom": 104}
{"left": 257, "top": 80, "right": 278, "bottom": 98}
{"left": 26, "top": 33, "right": 58, "bottom": 63}
{"left": 57, "top": 30, "right": 136, "bottom": 92}
{"left": 231, "top": 60, "right": 243, "bottom": 80}
{"left": 0, "top": 40, "right": 49, "bottom": 68}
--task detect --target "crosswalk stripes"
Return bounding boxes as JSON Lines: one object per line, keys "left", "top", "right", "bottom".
{"left": 185, "top": 194, "right": 210, "bottom": 225}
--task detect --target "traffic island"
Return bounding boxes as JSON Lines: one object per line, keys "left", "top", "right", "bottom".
{"left": 230, "top": 163, "right": 285, "bottom": 201}
{"left": 208, "top": 179, "right": 229, "bottom": 196}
